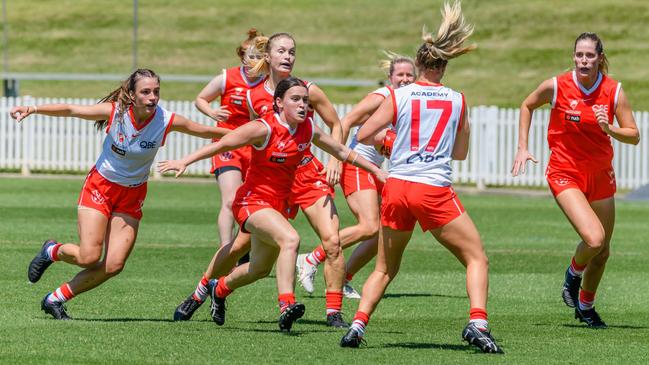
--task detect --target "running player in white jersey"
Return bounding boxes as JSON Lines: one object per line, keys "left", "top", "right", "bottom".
{"left": 339, "top": 1, "right": 503, "bottom": 353}
{"left": 296, "top": 53, "right": 416, "bottom": 299}
{"left": 13, "top": 69, "right": 230, "bottom": 320}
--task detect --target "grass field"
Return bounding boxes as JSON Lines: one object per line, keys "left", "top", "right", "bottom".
{"left": 4, "top": 0, "right": 649, "bottom": 109}
{"left": 1, "top": 176, "right": 648, "bottom": 364}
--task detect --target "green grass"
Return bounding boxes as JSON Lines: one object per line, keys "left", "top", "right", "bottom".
{"left": 4, "top": 0, "right": 649, "bottom": 109}
{"left": 1, "top": 176, "right": 649, "bottom": 364}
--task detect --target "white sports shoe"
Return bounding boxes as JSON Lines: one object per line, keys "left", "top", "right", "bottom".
{"left": 296, "top": 253, "right": 317, "bottom": 294}
{"left": 343, "top": 282, "right": 361, "bottom": 299}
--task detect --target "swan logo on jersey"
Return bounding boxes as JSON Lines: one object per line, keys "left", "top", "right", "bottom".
{"left": 297, "top": 142, "right": 310, "bottom": 151}
{"left": 569, "top": 99, "right": 579, "bottom": 110}
{"left": 235, "top": 87, "right": 244, "bottom": 94}
{"left": 260, "top": 105, "right": 269, "bottom": 114}
{"left": 276, "top": 141, "right": 287, "bottom": 150}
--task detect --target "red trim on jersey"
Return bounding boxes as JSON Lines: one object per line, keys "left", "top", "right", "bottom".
{"left": 415, "top": 81, "right": 443, "bottom": 87}
{"left": 128, "top": 106, "right": 157, "bottom": 131}
{"left": 410, "top": 99, "right": 421, "bottom": 151}
{"left": 161, "top": 113, "right": 176, "bottom": 146}
{"left": 389, "top": 87, "right": 397, "bottom": 127}
{"left": 457, "top": 93, "right": 466, "bottom": 134}
{"left": 105, "top": 102, "right": 117, "bottom": 134}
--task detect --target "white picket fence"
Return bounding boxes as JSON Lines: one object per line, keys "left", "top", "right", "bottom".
{"left": 1, "top": 96, "right": 649, "bottom": 189}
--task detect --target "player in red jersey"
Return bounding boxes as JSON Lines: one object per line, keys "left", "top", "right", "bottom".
{"left": 195, "top": 28, "right": 265, "bottom": 248}
{"left": 296, "top": 53, "right": 416, "bottom": 299}
{"left": 248, "top": 32, "right": 352, "bottom": 326}
{"left": 159, "top": 77, "right": 385, "bottom": 332}
{"left": 172, "top": 32, "right": 349, "bottom": 327}
{"left": 511, "top": 32, "right": 639, "bottom": 329}
{"left": 340, "top": 2, "right": 503, "bottom": 353}
{"left": 15, "top": 69, "right": 230, "bottom": 320}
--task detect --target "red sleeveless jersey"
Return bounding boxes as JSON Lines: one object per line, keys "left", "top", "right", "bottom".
{"left": 219, "top": 66, "right": 265, "bottom": 130}
{"left": 548, "top": 71, "right": 621, "bottom": 171}
{"left": 246, "top": 79, "right": 319, "bottom": 172}
{"left": 240, "top": 112, "right": 314, "bottom": 199}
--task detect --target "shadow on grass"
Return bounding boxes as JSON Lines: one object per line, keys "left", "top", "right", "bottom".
{"left": 382, "top": 342, "right": 471, "bottom": 352}
{"left": 560, "top": 323, "right": 649, "bottom": 330}
{"left": 71, "top": 317, "right": 179, "bottom": 323}
{"left": 382, "top": 293, "right": 433, "bottom": 299}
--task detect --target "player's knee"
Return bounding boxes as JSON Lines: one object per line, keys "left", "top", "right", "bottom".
{"left": 278, "top": 232, "right": 300, "bottom": 252}
{"left": 104, "top": 260, "right": 126, "bottom": 276}
{"left": 358, "top": 219, "right": 379, "bottom": 240}
{"left": 323, "top": 241, "right": 342, "bottom": 261}
{"left": 77, "top": 252, "right": 102, "bottom": 268}
{"left": 249, "top": 264, "right": 273, "bottom": 279}
{"left": 582, "top": 229, "right": 605, "bottom": 250}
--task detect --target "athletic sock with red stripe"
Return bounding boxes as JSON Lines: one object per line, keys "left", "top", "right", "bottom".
{"left": 192, "top": 273, "right": 210, "bottom": 303}
{"left": 278, "top": 293, "right": 296, "bottom": 313}
{"left": 469, "top": 307, "right": 489, "bottom": 330}
{"left": 568, "top": 256, "right": 587, "bottom": 277}
{"left": 578, "top": 289, "right": 596, "bottom": 310}
{"left": 325, "top": 290, "right": 343, "bottom": 315}
{"left": 46, "top": 283, "right": 75, "bottom": 303}
{"left": 47, "top": 242, "right": 62, "bottom": 262}
{"left": 215, "top": 277, "right": 233, "bottom": 299}
{"left": 350, "top": 311, "right": 370, "bottom": 336}
{"left": 305, "top": 245, "right": 326, "bottom": 266}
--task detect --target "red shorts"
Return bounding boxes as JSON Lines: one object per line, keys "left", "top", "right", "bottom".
{"left": 340, "top": 162, "right": 384, "bottom": 197}
{"left": 211, "top": 145, "right": 251, "bottom": 177}
{"left": 78, "top": 168, "right": 147, "bottom": 220}
{"left": 232, "top": 190, "right": 289, "bottom": 233}
{"left": 287, "top": 160, "right": 335, "bottom": 219}
{"left": 380, "top": 178, "right": 465, "bottom": 231}
{"left": 546, "top": 165, "right": 616, "bottom": 202}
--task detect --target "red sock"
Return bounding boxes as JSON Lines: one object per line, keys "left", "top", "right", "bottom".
{"left": 51, "top": 243, "right": 62, "bottom": 261}
{"left": 352, "top": 311, "right": 370, "bottom": 328}
{"left": 192, "top": 273, "right": 210, "bottom": 302}
{"left": 47, "top": 283, "right": 75, "bottom": 303}
{"left": 345, "top": 273, "right": 354, "bottom": 282}
{"left": 306, "top": 245, "right": 326, "bottom": 265}
{"left": 579, "top": 289, "right": 596, "bottom": 310}
{"left": 325, "top": 291, "right": 343, "bottom": 315}
{"left": 215, "top": 277, "right": 233, "bottom": 299}
{"left": 569, "top": 256, "right": 587, "bottom": 276}
{"left": 469, "top": 307, "right": 488, "bottom": 321}
{"left": 278, "top": 292, "right": 296, "bottom": 313}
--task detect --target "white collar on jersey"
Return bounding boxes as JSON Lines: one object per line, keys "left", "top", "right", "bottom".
{"left": 274, "top": 113, "right": 298, "bottom": 135}
{"left": 572, "top": 71, "right": 602, "bottom": 95}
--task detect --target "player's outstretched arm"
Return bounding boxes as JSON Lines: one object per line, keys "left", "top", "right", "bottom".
{"left": 169, "top": 114, "right": 231, "bottom": 139}
{"left": 10, "top": 103, "right": 113, "bottom": 123}
{"left": 159, "top": 121, "right": 268, "bottom": 177}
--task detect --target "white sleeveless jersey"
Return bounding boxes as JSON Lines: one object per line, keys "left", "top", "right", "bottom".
{"left": 348, "top": 87, "right": 391, "bottom": 166}
{"left": 388, "top": 82, "right": 465, "bottom": 187}
{"left": 95, "top": 103, "right": 175, "bottom": 186}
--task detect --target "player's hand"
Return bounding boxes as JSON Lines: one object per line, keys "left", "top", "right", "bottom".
{"left": 322, "top": 158, "right": 341, "bottom": 186}
{"left": 375, "top": 169, "right": 388, "bottom": 183}
{"left": 211, "top": 106, "right": 232, "bottom": 122}
{"left": 158, "top": 160, "right": 187, "bottom": 178}
{"left": 595, "top": 109, "right": 611, "bottom": 133}
{"left": 511, "top": 148, "right": 538, "bottom": 176}
{"left": 10, "top": 106, "right": 35, "bottom": 122}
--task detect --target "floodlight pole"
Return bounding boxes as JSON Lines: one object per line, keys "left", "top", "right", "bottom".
{"left": 132, "top": 0, "right": 138, "bottom": 71}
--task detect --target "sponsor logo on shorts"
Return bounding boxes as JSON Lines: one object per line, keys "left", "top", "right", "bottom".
{"left": 554, "top": 178, "right": 570, "bottom": 186}
{"left": 91, "top": 189, "right": 106, "bottom": 204}
{"left": 607, "top": 169, "right": 616, "bottom": 185}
